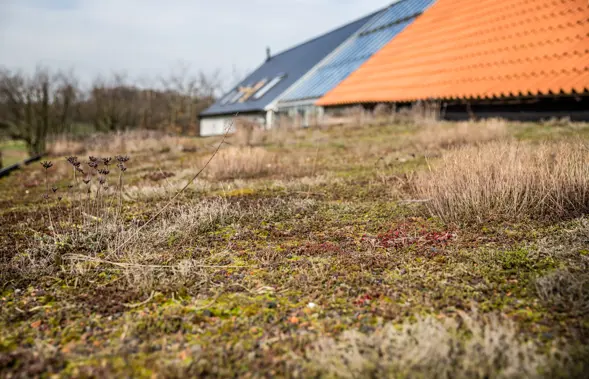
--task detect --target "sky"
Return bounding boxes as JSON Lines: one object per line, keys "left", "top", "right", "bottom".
{"left": 0, "top": 0, "right": 391, "bottom": 89}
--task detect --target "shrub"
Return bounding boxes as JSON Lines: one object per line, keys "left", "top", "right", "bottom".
{"left": 414, "top": 141, "right": 589, "bottom": 223}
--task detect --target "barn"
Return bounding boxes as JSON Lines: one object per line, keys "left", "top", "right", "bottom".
{"left": 317, "top": 0, "right": 589, "bottom": 121}
{"left": 276, "top": 0, "right": 436, "bottom": 126}
{"left": 198, "top": 11, "right": 378, "bottom": 136}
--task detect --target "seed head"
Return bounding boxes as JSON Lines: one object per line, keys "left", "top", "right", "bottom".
{"left": 117, "top": 162, "right": 127, "bottom": 172}
{"left": 58, "top": 196, "right": 63, "bottom": 201}
{"left": 99, "top": 176, "right": 106, "bottom": 185}
{"left": 75, "top": 166, "right": 85, "bottom": 174}
{"left": 83, "top": 177, "right": 91, "bottom": 185}
{"left": 66, "top": 156, "right": 81, "bottom": 167}
{"left": 88, "top": 161, "right": 99, "bottom": 169}
{"left": 41, "top": 161, "right": 53, "bottom": 169}
{"left": 68, "top": 184, "right": 74, "bottom": 189}
{"left": 89, "top": 156, "right": 99, "bottom": 162}
{"left": 42, "top": 193, "right": 49, "bottom": 200}
{"left": 102, "top": 157, "right": 112, "bottom": 166}
{"left": 98, "top": 168, "right": 110, "bottom": 175}
{"left": 52, "top": 186, "right": 58, "bottom": 193}
{"left": 116, "top": 155, "right": 130, "bottom": 163}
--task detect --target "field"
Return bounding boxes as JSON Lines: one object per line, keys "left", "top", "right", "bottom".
{"left": 0, "top": 140, "right": 28, "bottom": 168}
{"left": 1, "top": 119, "right": 589, "bottom": 378}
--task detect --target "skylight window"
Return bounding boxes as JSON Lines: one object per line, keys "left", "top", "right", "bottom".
{"left": 238, "top": 79, "right": 267, "bottom": 102}
{"left": 220, "top": 90, "right": 238, "bottom": 105}
{"left": 228, "top": 89, "right": 245, "bottom": 104}
{"left": 253, "top": 75, "right": 285, "bottom": 100}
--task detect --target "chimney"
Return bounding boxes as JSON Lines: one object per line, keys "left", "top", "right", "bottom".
{"left": 266, "top": 46, "right": 271, "bottom": 61}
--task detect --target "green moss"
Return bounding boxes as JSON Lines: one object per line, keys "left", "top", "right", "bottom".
{"left": 496, "top": 247, "right": 557, "bottom": 274}
{"left": 223, "top": 188, "right": 256, "bottom": 197}
{"left": 2, "top": 121, "right": 588, "bottom": 378}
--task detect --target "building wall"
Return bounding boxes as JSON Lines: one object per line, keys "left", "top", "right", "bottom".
{"left": 276, "top": 102, "right": 325, "bottom": 128}
{"left": 199, "top": 114, "right": 266, "bottom": 137}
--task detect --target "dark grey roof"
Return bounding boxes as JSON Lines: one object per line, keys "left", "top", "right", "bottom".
{"left": 200, "top": 12, "right": 377, "bottom": 117}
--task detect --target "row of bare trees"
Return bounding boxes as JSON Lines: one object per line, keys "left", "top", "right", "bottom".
{"left": 0, "top": 65, "right": 222, "bottom": 155}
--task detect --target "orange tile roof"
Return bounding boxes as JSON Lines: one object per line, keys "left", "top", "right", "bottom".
{"left": 317, "top": 0, "right": 589, "bottom": 105}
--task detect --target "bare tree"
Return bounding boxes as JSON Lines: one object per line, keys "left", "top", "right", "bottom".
{"left": 160, "top": 63, "right": 220, "bottom": 134}
{"left": 0, "top": 64, "right": 222, "bottom": 152}
{"left": 0, "top": 67, "right": 78, "bottom": 155}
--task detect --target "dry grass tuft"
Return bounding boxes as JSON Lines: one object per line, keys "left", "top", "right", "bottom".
{"left": 47, "top": 137, "right": 87, "bottom": 156}
{"left": 535, "top": 269, "right": 589, "bottom": 315}
{"left": 533, "top": 218, "right": 589, "bottom": 315}
{"left": 12, "top": 196, "right": 318, "bottom": 289}
{"left": 49, "top": 130, "right": 198, "bottom": 156}
{"left": 203, "top": 146, "right": 307, "bottom": 181}
{"left": 414, "top": 118, "right": 509, "bottom": 152}
{"left": 230, "top": 117, "right": 308, "bottom": 148}
{"left": 203, "top": 147, "right": 277, "bottom": 180}
{"left": 415, "top": 141, "right": 589, "bottom": 223}
{"left": 232, "top": 117, "right": 265, "bottom": 147}
{"left": 12, "top": 198, "right": 243, "bottom": 286}
{"left": 309, "top": 312, "right": 564, "bottom": 379}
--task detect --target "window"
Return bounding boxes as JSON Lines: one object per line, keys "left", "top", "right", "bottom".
{"left": 253, "top": 75, "right": 285, "bottom": 100}
{"left": 228, "top": 89, "right": 246, "bottom": 104}
{"left": 239, "top": 79, "right": 267, "bottom": 102}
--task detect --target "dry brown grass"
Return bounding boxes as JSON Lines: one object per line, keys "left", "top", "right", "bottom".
{"left": 49, "top": 130, "right": 199, "bottom": 156}
{"left": 535, "top": 269, "right": 589, "bottom": 315}
{"left": 231, "top": 117, "right": 265, "bottom": 147}
{"left": 202, "top": 147, "right": 278, "bottom": 181}
{"left": 533, "top": 217, "right": 589, "bottom": 315}
{"left": 309, "top": 311, "right": 564, "bottom": 379}
{"left": 230, "top": 117, "right": 310, "bottom": 148}
{"left": 12, "top": 196, "right": 318, "bottom": 289}
{"left": 321, "top": 101, "right": 442, "bottom": 129}
{"left": 414, "top": 118, "right": 510, "bottom": 152}
{"left": 12, "top": 198, "right": 242, "bottom": 283}
{"left": 415, "top": 141, "right": 589, "bottom": 223}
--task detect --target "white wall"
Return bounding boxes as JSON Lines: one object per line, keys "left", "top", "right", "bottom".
{"left": 200, "top": 116, "right": 233, "bottom": 136}
{"left": 199, "top": 114, "right": 266, "bottom": 136}
{"left": 276, "top": 103, "right": 325, "bottom": 127}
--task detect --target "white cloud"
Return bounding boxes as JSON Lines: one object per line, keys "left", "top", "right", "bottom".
{"left": 0, "top": 0, "right": 391, "bottom": 88}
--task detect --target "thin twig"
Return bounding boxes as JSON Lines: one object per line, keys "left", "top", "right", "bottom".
{"left": 115, "top": 115, "right": 237, "bottom": 253}
{"left": 157, "top": 167, "right": 174, "bottom": 200}
{"left": 398, "top": 199, "right": 433, "bottom": 204}
{"left": 123, "top": 290, "right": 155, "bottom": 308}
{"left": 193, "top": 289, "right": 223, "bottom": 311}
